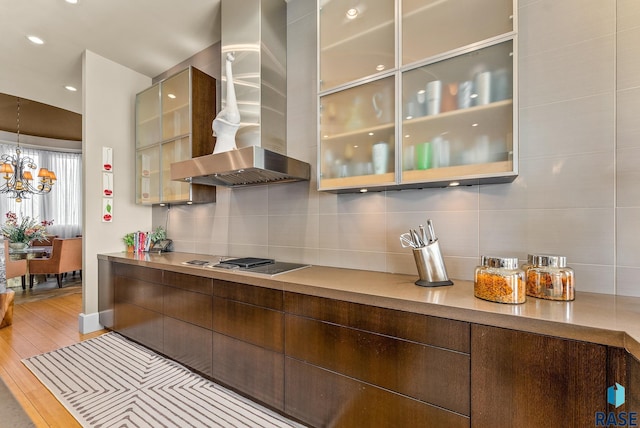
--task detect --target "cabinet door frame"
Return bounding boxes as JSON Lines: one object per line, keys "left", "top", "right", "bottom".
{"left": 316, "top": 0, "right": 518, "bottom": 193}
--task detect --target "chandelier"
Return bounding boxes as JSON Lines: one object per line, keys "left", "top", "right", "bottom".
{"left": 0, "top": 98, "right": 56, "bottom": 202}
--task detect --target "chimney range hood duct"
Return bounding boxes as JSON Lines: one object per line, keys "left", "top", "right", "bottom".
{"left": 171, "top": 0, "right": 310, "bottom": 188}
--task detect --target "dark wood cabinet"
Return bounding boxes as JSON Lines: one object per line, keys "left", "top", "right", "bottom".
{"left": 211, "top": 279, "right": 285, "bottom": 410}
{"left": 285, "top": 357, "right": 469, "bottom": 428}
{"left": 284, "top": 292, "right": 470, "bottom": 427}
{"left": 113, "top": 265, "right": 164, "bottom": 350}
{"left": 608, "top": 347, "right": 640, "bottom": 415}
{"left": 471, "top": 324, "right": 608, "bottom": 427}
{"left": 102, "top": 260, "right": 640, "bottom": 428}
{"left": 212, "top": 332, "right": 285, "bottom": 410}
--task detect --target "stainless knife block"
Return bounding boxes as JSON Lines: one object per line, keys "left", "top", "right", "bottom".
{"left": 412, "top": 240, "right": 454, "bottom": 287}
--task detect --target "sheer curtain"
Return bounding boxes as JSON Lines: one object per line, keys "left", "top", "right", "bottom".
{"left": 0, "top": 143, "right": 82, "bottom": 238}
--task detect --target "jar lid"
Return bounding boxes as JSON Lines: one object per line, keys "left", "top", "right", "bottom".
{"left": 530, "top": 254, "right": 567, "bottom": 268}
{"left": 481, "top": 256, "right": 519, "bottom": 269}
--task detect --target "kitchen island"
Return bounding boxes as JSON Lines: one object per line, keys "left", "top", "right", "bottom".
{"left": 98, "top": 251, "right": 640, "bottom": 427}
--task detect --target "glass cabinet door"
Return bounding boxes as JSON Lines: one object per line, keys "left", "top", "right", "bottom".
{"left": 401, "top": 40, "right": 514, "bottom": 184}
{"left": 161, "top": 69, "right": 190, "bottom": 140}
{"left": 319, "top": 76, "right": 395, "bottom": 190}
{"left": 319, "top": 0, "right": 395, "bottom": 91}
{"left": 136, "top": 85, "right": 160, "bottom": 148}
{"left": 136, "top": 147, "right": 160, "bottom": 204}
{"left": 161, "top": 137, "right": 191, "bottom": 202}
{"left": 402, "top": 0, "right": 514, "bottom": 65}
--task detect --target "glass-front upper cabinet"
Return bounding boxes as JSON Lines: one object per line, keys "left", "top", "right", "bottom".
{"left": 136, "top": 85, "right": 160, "bottom": 148}
{"left": 402, "top": 0, "right": 514, "bottom": 65}
{"left": 320, "top": 76, "right": 395, "bottom": 189}
{"left": 401, "top": 40, "right": 514, "bottom": 184}
{"left": 318, "top": 0, "right": 517, "bottom": 192}
{"left": 161, "top": 69, "right": 190, "bottom": 140}
{"left": 161, "top": 137, "right": 191, "bottom": 202}
{"left": 319, "top": 0, "right": 395, "bottom": 91}
{"left": 135, "top": 66, "right": 217, "bottom": 205}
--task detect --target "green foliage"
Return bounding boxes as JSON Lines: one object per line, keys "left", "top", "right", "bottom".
{"left": 123, "top": 233, "right": 135, "bottom": 247}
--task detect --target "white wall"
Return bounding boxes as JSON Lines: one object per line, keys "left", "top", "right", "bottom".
{"left": 156, "top": 0, "right": 640, "bottom": 298}
{"left": 82, "top": 50, "right": 151, "bottom": 330}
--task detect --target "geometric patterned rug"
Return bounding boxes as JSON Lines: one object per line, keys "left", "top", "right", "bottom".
{"left": 22, "top": 332, "right": 305, "bottom": 428}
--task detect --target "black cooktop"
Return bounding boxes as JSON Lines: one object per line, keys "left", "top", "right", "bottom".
{"left": 222, "top": 257, "right": 275, "bottom": 268}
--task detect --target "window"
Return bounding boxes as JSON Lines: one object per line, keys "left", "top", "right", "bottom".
{"left": 0, "top": 144, "right": 82, "bottom": 238}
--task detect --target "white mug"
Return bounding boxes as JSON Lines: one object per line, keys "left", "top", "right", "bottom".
{"left": 372, "top": 142, "right": 389, "bottom": 174}
{"left": 458, "top": 80, "right": 473, "bottom": 109}
{"left": 475, "top": 71, "right": 491, "bottom": 106}
{"left": 426, "top": 80, "right": 442, "bottom": 115}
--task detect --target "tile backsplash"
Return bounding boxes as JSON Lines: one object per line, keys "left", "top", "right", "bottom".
{"left": 154, "top": 0, "right": 640, "bottom": 297}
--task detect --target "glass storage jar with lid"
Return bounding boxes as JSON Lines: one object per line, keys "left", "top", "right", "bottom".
{"left": 524, "top": 254, "right": 575, "bottom": 301}
{"left": 474, "top": 256, "right": 526, "bottom": 304}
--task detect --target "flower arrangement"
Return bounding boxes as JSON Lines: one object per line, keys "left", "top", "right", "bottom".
{"left": 1, "top": 211, "right": 54, "bottom": 244}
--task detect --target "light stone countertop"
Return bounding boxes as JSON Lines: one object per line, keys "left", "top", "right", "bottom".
{"left": 99, "top": 251, "right": 640, "bottom": 359}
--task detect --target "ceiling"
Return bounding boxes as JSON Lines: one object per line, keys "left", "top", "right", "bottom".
{"left": 0, "top": 0, "right": 222, "bottom": 122}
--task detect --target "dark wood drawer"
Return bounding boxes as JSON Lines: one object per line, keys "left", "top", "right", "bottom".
{"left": 285, "top": 292, "right": 470, "bottom": 353}
{"left": 212, "top": 332, "right": 284, "bottom": 411}
{"left": 212, "top": 297, "right": 283, "bottom": 352}
{"left": 114, "top": 263, "right": 162, "bottom": 283}
{"left": 114, "top": 276, "right": 163, "bottom": 313}
{"left": 114, "top": 302, "right": 163, "bottom": 351}
{"left": 285, "top": 314, "right": 470, "bottom": 415}
{"left": 163, "top": 286, "right": 213, "bottom": 329}
{"left": 163, "top": 271, "right": 213, "bottom": 295}
{"left": 164, "top": 317, "right": 212, "bottom": 377}
{"left": 214, "top": 280, "right": 283, "bottom": 311}
{"left": 285, "top": 357, "right": 469, "bottom": 428}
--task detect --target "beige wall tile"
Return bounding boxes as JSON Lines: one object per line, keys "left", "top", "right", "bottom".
{"left": 156, "top": 0, "right": 640, "bottom": 297}
{"left": 519, "top": 0, "right": 614, "bottom": 57}
{"left": 519, "top": 35, "right": 614, "bottom": 108}
{"left": 518, "top": 94, "right": 614, "bottom": 159}
{"left": 616, "top": 87, "right": 640, "bottom": 149}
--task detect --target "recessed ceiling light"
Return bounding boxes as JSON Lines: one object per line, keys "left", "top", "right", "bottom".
{"left": 65, "top": 0, "right": 78, "bottom": 4}
{"left": 27, "top": 35, "right": 44, "bottom": 45}
{"left": 375, "top": 64, "right": 385, "bottom": 71}
{"left": 346, "top": 8, "right": 359, "bottom": 19}
{"left": 167, "top": 93, "right": 176, "bottom": 99}
{"left": 65, "top": 86, "right": 77, "bottom": 92}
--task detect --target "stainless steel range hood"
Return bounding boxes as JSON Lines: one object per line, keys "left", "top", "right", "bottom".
{"left": 172, "top": 145, "right": 310, "bottom": 187}
{"left": 171, "top": 0, "right": 310, "bottom": 188}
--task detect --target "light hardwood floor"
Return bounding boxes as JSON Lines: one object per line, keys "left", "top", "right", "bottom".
{"left": 0, "top": 287, "right": 106, "bottom": 427}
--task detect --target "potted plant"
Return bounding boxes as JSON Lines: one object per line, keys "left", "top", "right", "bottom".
{"left": 123, "top": 233, "right": 135, "bottom": 252}
{"left": 1, "top": 211, "right": 53, "bottom": 249}
{"left": 149, "top": 226, "right": 166, "bottom": 244}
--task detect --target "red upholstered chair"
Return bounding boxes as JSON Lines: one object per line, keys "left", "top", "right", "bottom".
{"left": 28, "top": 237, "right": 82, "bottom": 289}
{"left": 4, "top": 240, "right": 27, "bottom": 290}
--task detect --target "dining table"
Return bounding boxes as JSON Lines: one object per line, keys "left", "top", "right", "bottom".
{"left": 6, "top": 246, "right": 53, "bottom": 288}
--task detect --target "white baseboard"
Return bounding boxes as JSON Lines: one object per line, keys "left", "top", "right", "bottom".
{"left": 78, "top": 312, "right": 103, "bottom": 334}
